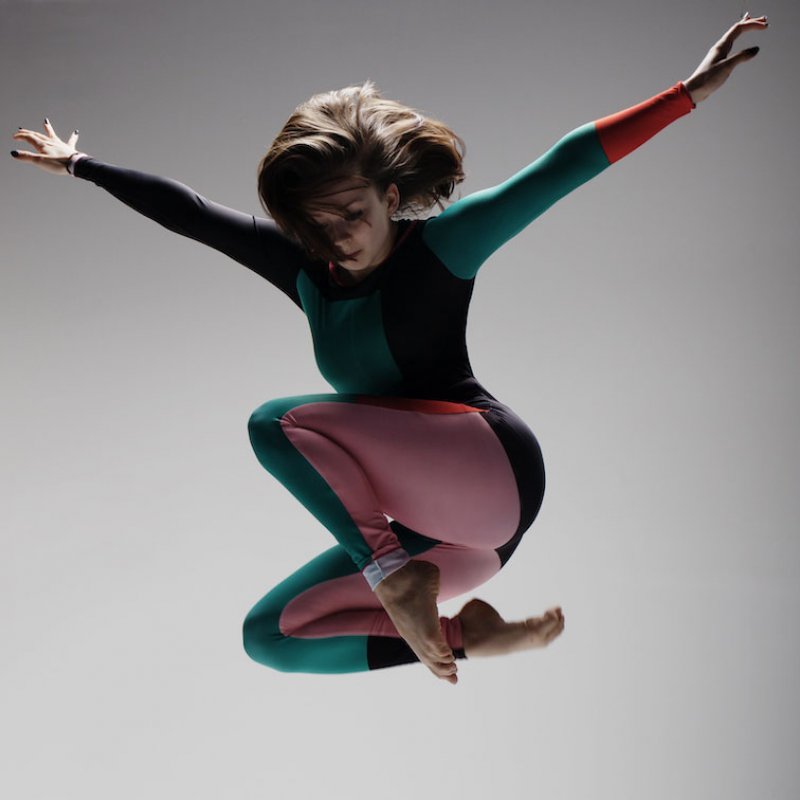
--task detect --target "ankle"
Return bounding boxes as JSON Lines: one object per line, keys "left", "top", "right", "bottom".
{"left": 375, "top": 559, "right": 436, "bottom": 601}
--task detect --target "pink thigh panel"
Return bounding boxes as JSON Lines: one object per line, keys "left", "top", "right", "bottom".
{"left": 279, "top": 398, "right": 521, "bottom": 552}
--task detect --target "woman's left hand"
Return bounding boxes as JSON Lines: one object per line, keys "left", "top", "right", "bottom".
{"left": 683, "top": 12, "right": 768, "bottom": 104}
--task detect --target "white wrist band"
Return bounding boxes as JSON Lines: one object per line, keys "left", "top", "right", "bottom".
{"left": 66, "top": 152, "right": 89, "bottom": 175}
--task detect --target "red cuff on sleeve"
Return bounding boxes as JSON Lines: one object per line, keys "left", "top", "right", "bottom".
{"left": 594, "top": 81, "right": 695, "bottom": 164}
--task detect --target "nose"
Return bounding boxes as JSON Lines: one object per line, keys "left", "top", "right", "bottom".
{"left": 332, "top": 226, "right": 353, "bottom": 249}
{"left": 315, "top": 216, "right": 354, "bottom": 254}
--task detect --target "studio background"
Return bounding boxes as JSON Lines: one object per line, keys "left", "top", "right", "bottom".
{"left": 2, "top": 1, "right": 797, "bottom": 798}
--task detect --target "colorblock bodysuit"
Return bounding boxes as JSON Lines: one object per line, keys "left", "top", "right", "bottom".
{"left": 70, "top": 82, "right": 695, "bottom": 674}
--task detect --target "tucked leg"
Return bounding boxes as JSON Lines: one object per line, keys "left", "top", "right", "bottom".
{"left": 242, "top": 521, "right": 505, "bottom": 674}
{"left": 247, "top": 393, "right": 521, "bottom": 591}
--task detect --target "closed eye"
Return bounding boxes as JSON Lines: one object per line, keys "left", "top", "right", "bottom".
{"left": 313, "top": 210, "right": 362, "bottom": 231}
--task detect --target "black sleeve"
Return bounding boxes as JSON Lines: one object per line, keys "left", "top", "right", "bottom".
{"left": 73, "top": 157, "right": 305, "bottom": 309}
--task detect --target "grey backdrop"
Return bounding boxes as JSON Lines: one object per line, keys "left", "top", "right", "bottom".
{"left": 3, "top": 1, "right": 798, "bottom": 798}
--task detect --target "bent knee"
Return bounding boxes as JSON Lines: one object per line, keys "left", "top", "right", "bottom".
{"left": 247, "top": 399, "right": 294, "bottom": 464}
{"left": 247, "top": 399, "right": 285, "bottom": 436}
{"left": 242, "top": 612, "right": 294, "bottom": 673}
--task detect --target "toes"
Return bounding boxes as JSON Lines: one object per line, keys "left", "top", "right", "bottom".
{"left": 539, "top": 619, "right": 558, "bottom": 638}
{"left": 524, "top": 613, "right": 563, "bottom": 645}
{"left": 427, "top": 645, "right": 457, "bottom": 673}
{"left": 427, "top": 632, "right": 454, "bottom": 661}
{"left": 431, "top": 650, "right": 455, "bottom": 668}
{"left": 542, "top": 607, "right": 565, "bottom": 629}
{"left": 547, "top": 617, "right": 561, "bottom": 633}
{"left": 545, "top": 617, "right": 565, "bottom": 643}
{"left": 425, "top": 659, "right": 457, "bottom": 680}
{"left": 437, "top": 641, "right": 455, "bottom": 658}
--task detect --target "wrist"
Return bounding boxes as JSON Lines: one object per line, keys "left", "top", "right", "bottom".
{"left": 65, "top": 152, "right": 89, "bottom": 175}
{"left": 680, "top": 79, "right": 699, "bottom": 107}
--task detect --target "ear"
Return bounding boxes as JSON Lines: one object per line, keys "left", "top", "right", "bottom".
{"left": 384, "top": 182, "right": 401, "bottom": 215}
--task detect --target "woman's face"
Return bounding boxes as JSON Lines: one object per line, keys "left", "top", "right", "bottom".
{"left": 306, "top": 176, "right": 401, "bottom": 278}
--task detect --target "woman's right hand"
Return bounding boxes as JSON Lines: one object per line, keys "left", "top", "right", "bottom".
{"left": 11, "top": 118, "right": 83, "bottom": 175}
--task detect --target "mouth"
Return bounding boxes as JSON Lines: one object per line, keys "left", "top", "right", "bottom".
{"left": 343, "top": 251, "right": 361, "bottom": 260}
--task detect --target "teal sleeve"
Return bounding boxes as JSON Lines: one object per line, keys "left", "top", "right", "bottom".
{"left": 421, "top": 82, "right": 694, "bottom": 280}
{"left": 421, "top": 122, "right": 609, "bottom": 280}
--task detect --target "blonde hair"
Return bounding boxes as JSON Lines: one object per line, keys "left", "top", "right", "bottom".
{"left": 256, "top": 79, "right": 466, "bottom": 263}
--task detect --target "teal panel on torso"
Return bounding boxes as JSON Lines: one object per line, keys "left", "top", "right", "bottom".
{"left": 297, "top": 271, "right": 404, "bottom": 394}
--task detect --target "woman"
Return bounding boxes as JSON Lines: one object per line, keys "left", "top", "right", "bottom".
{"left": 11, "top": 14, "right": 767, "bottom": 685}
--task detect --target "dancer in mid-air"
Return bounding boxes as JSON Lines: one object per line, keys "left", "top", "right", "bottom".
{"left": 12, "top": 14, "right": 766, "bottom": 684}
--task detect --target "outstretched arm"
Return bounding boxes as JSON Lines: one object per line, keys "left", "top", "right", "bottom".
{"left": 421, "top": 13, "right": 768, "bottom": 281}
{"left": 70, "top": 156, "right": 306, "bottom": 308}
{"left": 11, "top": 125, "right": 306, "bottom": 309}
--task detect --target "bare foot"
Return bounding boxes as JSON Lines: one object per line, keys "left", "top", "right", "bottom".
{"left": 374, "top": 559, "right": 459, "bottom": 684}
{"left": 457, "top": 598, "right": 565, "bottom": 658}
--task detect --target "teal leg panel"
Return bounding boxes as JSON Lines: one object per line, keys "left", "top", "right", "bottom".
{"left": 247, "top": 393, "right": 380, "bottom": 571}
{"left": 242, "top": 544, "right": 370, "bottom": 674}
